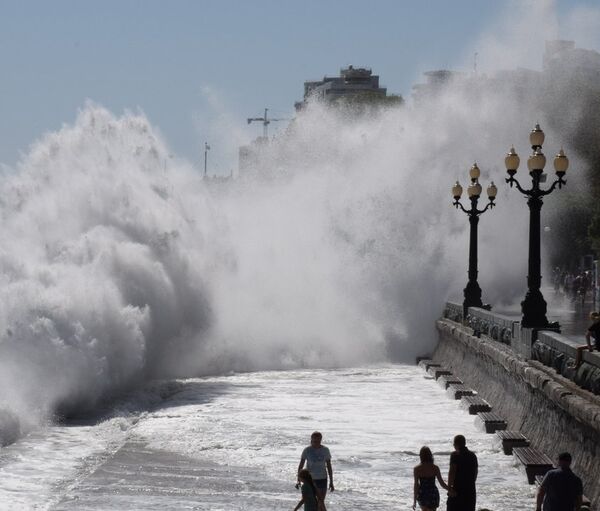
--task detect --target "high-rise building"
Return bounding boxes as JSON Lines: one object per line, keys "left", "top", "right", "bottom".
{"left": 295, "top": 66, "right": 389, "bottom": 110}
{"left": 543, "top": 39, "right": 600, "bottom": 85}
{"left": 411, "top": 70, "right": 464, "bottom": 103}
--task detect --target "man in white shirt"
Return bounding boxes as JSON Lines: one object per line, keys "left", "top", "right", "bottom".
{"left": 297, "top": 431, "right": 334, "bottom": 503}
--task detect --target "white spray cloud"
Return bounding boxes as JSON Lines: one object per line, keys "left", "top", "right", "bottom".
{"left": 193, "top": 85, "right": 251, "bottom": 176}
{"left": 463, "top": 0, "right": 559, "bottom": 74}
{"left": 0, "top": 104, "right": 219, "bottom": 429}
{"left": 0, "top": 0, "right": 596, "bottom": 441}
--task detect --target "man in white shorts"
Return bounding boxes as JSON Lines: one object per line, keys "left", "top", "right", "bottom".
{"left": 297, "top": 431, "right": 334, "bottom": 503}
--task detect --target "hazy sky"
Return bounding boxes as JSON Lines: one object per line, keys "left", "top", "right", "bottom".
{"left": 1, "top": 0, "right": 599, "bottom": 172}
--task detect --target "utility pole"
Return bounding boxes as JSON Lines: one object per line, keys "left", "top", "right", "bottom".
{"left": 204, "top": 141, "right": 210, "bottom": 177}
{"left": 247, "top": 108, "right": 289, "bottom": 138}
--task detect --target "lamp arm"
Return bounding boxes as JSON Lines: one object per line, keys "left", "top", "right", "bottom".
{"left": 539, "top": 176, "right": 567, "bottom": 197}
{"left": 476, "top": 201, "right": 495, "bottom": 215}
{"left": 453, "top": 200, "right": 470, "bottom": 214}
{"left": 505, "top": 176, "right": 531, "bottom": 196}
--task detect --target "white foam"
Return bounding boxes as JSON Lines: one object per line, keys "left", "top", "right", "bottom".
{"left": 0, "top": 365, "right": 536, "bottom": 509}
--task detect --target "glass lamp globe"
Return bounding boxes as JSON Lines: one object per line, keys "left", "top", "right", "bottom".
{"left": 467, "top": 182, "right": 482, "bottom": 198}
{"left": 452, "top": 181, "right": 463, "bottom": 199}
{"left": 527, "top": 148, "right": 547, "bottom": 172}
{"left": 530, "top": 123, "right": 545, "bottom": 148}
{"left": 505, "top": 147, "right": 520, "bottom": 173}
{"left": 554, "top": 148, "right": 569, "bottom": 174}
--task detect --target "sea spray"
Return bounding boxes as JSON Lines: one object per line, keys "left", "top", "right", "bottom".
{"left": 0, "top": 60, "right": 588, "bottom": 440}
{"left": 0, "top": 104, "right": 217, "bottom": 432}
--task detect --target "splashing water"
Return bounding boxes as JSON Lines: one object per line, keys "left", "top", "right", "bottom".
{"left": 0, "top": 22, "right": 594, "bottom": 438}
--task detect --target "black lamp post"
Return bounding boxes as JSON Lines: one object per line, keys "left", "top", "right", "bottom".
{"left": 204, "top": 141, "right": 210, "bottom": 177}
{"left": 505, "top": 124, "right": 569, "bottom": 329}
{"left": 452, "top": 163, "right": 498, "bottom": 318}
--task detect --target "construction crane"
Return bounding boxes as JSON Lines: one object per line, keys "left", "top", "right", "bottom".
{"left": 247, "top": 108, "right": 289, "bottom": 138}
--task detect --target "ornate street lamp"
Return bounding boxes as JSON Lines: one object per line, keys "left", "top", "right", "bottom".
{"left": 452, "top": 163, "right": 497, "bottom": 318}
{"left": 505, "top": 123, "right": 569, "bottom": 329}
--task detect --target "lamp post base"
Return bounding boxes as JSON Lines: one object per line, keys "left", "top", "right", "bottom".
{"left": 521, "top": 288, "right": 559, "bottom": 329}
{"left": 463, "top": 280, "right": 483, "bottom": 318}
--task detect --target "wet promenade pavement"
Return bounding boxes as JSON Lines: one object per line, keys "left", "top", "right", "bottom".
{"left": 495, "top": 288, "right": 598, "bottom": 339}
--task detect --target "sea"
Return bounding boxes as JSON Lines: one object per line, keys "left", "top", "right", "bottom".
{"left": 0, "top": 365, "right": 534, "bottom": 510}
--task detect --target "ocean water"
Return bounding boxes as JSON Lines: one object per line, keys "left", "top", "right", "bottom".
{"left": 0, "top": 365, "right": 535, "bottom": 510}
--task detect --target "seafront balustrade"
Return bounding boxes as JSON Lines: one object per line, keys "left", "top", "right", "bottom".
{"left": 534, "top": 330, "right": 600, "bottom": 394}
{"left": 442, "top": 301, "right": 516, "bottom": 345}
{"left": 442, "top": 301, "right": 600, "bottom": 394}
{"left": 442, "top": 301, "right": 463, "bottom": 323}
{"left": 467, "top": 307, "right": 517, "bottom": 345}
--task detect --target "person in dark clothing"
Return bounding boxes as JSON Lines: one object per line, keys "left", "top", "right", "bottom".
{"left": 536, "top": 452, "right": 583, "bottom": 511}
{"left": 413, "top": 446, "right": 448, "bottom": 510}
{"left": 570, "top": 311, "right": 600, "bottom": 369}
{"left": 446, "top": 435, "right": 477, "bottom": 511}
{"left": 587, "top": 312, "right": 600, "bottom": 349}
{"left": 294, "top": 469, "right": 320, "bottom": 511}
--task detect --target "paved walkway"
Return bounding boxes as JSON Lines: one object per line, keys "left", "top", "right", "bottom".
{"left": 51, "top": 441, "right": 283, "bottom": 510}
{"left": 495, "top": 289, "right": 599, "bottom": 338}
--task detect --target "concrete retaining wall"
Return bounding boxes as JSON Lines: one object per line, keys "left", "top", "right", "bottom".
{"left": 435, "top": 318, "right": 600, "bottom": 508}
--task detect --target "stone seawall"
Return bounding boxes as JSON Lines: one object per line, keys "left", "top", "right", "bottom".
{"left": 435, "top": 318, "right": 600, "bottom": 508}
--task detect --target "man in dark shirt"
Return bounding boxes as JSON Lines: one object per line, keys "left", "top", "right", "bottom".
{"left": 536, "top": 452, "right": 583, "bottom": 511}
{"left": 447, "top": 434, "right": 478, "bottom": 511}
{"left": 570, "top": 311, "right": 600, "bottom": 369}
{"left": 587, "top": 312, "right": 600, "bottom": 350}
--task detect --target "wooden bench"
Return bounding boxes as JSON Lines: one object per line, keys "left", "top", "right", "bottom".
{"left": 418, "top": 359, "right": 441, "bottom": 371}
{"left": 513, "top": 447, "right": 553, "bottom": 484}
{"left": 427, "top": 366, "right": 452, "bottom": 379}
{"left": 460, "top": 396, "right": 491, "bottom": 415}
{"left": 476, "top": 412, "right": 507, "bottom": 433}
{"left": 438, "top": 375, "right": 463, "bottom": 389}
{"left": 496, "top": 430, "right": 529, "bottom": 455}
{"left": 446, "top": 384, "right": 475, "bottom": 400}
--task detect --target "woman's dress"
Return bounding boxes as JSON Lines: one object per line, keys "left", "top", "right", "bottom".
{"left": 417, "top": 476, "right": 440, "bottom": 508}
{"left": 301, "top": 483, "right": 319, "bottom": 511}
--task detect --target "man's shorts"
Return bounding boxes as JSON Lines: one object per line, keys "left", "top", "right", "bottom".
{"left": 314, "top": 479, "right": 328, "bottom": 492}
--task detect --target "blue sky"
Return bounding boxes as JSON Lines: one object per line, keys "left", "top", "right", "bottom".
{"left": 1, "top": 0, "right": 598, "bottom": 171}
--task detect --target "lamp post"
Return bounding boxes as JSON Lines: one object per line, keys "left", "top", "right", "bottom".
{"left": 452, "top": 163, "right": 498, "bottom": 318}
{"left": 504, "top": 124, "right": 569, "bottom": 329}
{"left": 204, "top": 141, "right": 211, "bottom": 178}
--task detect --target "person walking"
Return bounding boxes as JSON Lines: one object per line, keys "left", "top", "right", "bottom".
{"left": 573, "top": 274, "right": 582, "bottom": 303}
{"left": 564, "top": 273, "right": 574, "bottom": 301}
{"left": 297, "top": 432, "right": 334, "bottom": 506}
{"left": 446, "top": 435, "right": 478, "bottom": 511}
{"left": 294, "top": 469, "right": 320, "bottom": 511}
{"left": 413, "top": 446, "right": 448, "bottom": 510}
{"left": 536, "top": 452, "right": 583, "bottom": 511}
